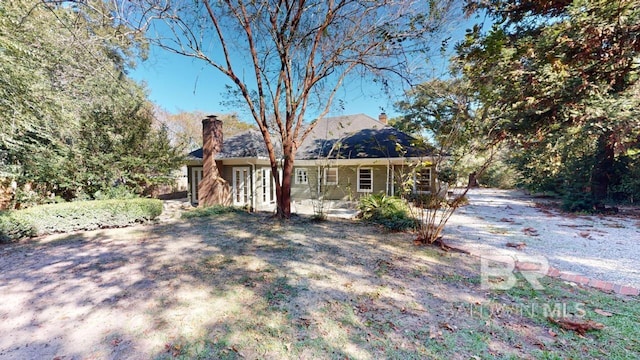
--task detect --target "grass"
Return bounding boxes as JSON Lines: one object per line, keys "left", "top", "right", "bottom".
{"left": 1, "top": 211, "right": 639, "bottom": 359}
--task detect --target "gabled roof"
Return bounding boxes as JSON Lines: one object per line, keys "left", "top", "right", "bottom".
{"left": 188, "top": 114, "right": 433, "bottom": 161}
{"left": 296, "top": 114, "right": 433, "bottom": 159}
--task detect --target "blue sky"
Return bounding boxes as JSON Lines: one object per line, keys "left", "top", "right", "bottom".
{"left": 129, "top": 14, "right": 475, "bottom": 122}
{"left": 129, "top": 47, "right": 424, "bottom": 120}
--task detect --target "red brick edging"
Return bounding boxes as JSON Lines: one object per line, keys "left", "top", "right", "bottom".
{"left": 465, "top": 248, "right": 640, "bottom": 297}
{"left": 542, "top": 265, "right": 640, "bottom": 296}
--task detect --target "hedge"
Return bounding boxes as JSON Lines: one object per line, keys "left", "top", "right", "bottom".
{"left": 0, "top": 198, "right": 163, "bottom": 243}
{"left": 181, "top": 205, "right": 244, "bottom": 219}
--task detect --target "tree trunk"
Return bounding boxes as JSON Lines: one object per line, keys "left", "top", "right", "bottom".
{"left": 275, "top": 156, "right": 294, "bottom": 218}
{"left": 468, "top": 171, "right": 479, "bottom": 188}
{"left": 590, "top": 133, "right": 615, "bottom": 210}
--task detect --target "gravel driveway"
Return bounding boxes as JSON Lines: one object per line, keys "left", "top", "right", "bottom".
{"left": 445, "top": 188, "right": 640, "bottom": 289}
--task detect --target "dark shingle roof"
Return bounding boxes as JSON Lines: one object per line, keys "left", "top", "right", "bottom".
{"left": 188, "top": 114, "right": 432, "bottom": 160}
{"left": 188, "top": 130, "right": 282, "bottom": 159}
{"left": 296, "top": 114, "right": 433, "bottom": 159}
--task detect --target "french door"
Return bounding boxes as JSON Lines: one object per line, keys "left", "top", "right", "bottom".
{"left": 232, "top": 167, "right": 251, "bottom": 206}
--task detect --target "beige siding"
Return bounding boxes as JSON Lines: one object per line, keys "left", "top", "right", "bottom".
{"left": 291, "top": 167, "right": 316, "bottom": 199}
{"left": 189, "top": 161, "right": 437, "bottom": 205}
{"left": 294, "top": 165, "right": 392, "bottom": 201}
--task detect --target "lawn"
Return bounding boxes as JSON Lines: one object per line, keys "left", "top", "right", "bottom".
{"left": 0, "top": 211, "right": 638, "bottom": 359}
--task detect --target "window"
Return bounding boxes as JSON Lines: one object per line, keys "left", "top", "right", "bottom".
{"left": 295, "top": 168, "right": 308, "bottom": 185}
{"left": 324, "top": 168, "right": 338, "bottom": 185}
{"left": 358, "top": 168, "right": 373, "bottom": 192}
{"left": 413, "top": 167, "right": 432, "bottom": 193}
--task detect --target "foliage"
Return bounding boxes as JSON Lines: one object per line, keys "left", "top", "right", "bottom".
{"left": 393, "top": 77, "right": 500, "bottom": 244}
{"left": 93, "top": 185, "right": 138, "bottom": 200}
{"left": 155, "top": 108, "right": 255, "bottom": 152}
{"left": 609, "top": 153, "right": 640, "bottom": 203}
{"left": 458, "top": 0, "right": 640, "bottom": 208}
{"left": 437, "top": 166, "right": 458, "bottom": 185}
{"left": 115, "top": 0, "right": 458, "bottom": 218}
{"left": 0, "top": 198, "right": 162, "bottom": 242}
{"left": 357, "top": 194, "right": 417, "bottom": 231}
{"left": 478, "top": 161, "right": 519, "bottom": 189}
{"left": 181, "top": 205, "right": 244, "bottom": 219}
{"left": 394, "top": 78, "right": 478, "bottom": 149}
{"left": 0, "top": 0, "right": 182, "bottom": 207}
{"left": 0, "top": 211, "right": 36, "bottom": 243}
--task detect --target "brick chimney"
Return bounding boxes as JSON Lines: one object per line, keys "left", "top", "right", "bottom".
{"left": 198, "top": 115, "right": 231, "bottom": 206}
{"left": 378, "top": 112, "right": 388, "bottom": 125}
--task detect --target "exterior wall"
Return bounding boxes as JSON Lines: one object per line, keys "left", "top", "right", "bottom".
{"left": 291, "top": 167, "right": 316, "bottom": 200}
{"left": 291, "top": 165, "right": 393, "bottom": 201}
{"left": 188, "top": 160, "right": 438, "bottom": 206}
{"left": 220, "top": 162, "right": 234, "bottom": 186}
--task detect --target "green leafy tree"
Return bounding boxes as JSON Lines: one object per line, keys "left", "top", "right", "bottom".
{"left": 458, "top": 0, "right": 640, "bottom": 210}
{"left": 1, "top": 0, "right": 181, "bottom": 205}
{"left": 393, "top": 77, "right": 502, "bottom": 245}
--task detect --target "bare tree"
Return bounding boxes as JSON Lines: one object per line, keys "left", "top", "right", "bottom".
{"left": 113, "top": 0, "right": 457, "bottom": 218}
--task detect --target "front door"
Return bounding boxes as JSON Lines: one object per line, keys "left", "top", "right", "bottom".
{"left": 232, "top": 167, "right": 251, "bottom": 206}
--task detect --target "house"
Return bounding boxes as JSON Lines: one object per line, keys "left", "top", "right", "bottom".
{"left": 186, "top": 113, "right": 437, "bottom": 209}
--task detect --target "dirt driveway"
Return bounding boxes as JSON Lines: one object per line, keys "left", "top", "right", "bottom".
{"left": 446, "top": 188, "right": 640, "bottom": 289}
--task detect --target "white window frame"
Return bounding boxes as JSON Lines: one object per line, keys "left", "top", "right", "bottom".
{"left": 413, "top": 167, "right": 432, "bottom": 194}
{"left": 295, "top": 168, "right": 308, "bottom": 185}
{"left": 357, "top": 167, "right": 373, "bottom": 193}
{"left": 323, "top": 167, "right": 338, "bottom": 185}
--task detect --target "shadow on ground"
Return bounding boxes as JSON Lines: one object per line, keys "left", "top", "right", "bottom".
{"left": 1, "top": 210, "right": 634, "bottom": 359}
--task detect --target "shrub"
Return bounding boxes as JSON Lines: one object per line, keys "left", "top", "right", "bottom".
{"left": 0, "top": 198, "right": 162, "bottom": 243}
{"left": 561, "top": 191, "right": 597, "bottom": 213}
{"left": 181, "top": 205, "right": 244, "bottom": 219}
{"left": 93, "top": 185, "right": 137, "bottom": 200}
{"left": 357, "top": 194, "right": 417, "bottom": 231}
{"left": 0, "top": 211, "right": 36, "bottom": 243}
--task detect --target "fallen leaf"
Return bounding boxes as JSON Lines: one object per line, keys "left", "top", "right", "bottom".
{"left": 579, "top": 231, "right": 591, "bottom": 238}
{"left": 548, "top": 329, "right": 557, "bottom": 337}
{"left": 548, "top": 317, "right": 604, "bottom": 335}
{"left": 439, "top": 322, "right": 456, "bottom": 332}
{"left": 499, "top": 218, "right": 515, "bottom": 223}
{"left": 523, "top": 227, "right": 539, "bottom": 236}
{"left": 594, "top": 309, "right": 613, "bottom": 317}
{"left": 506, "top": 242, "right": 527, "bottom": 250}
